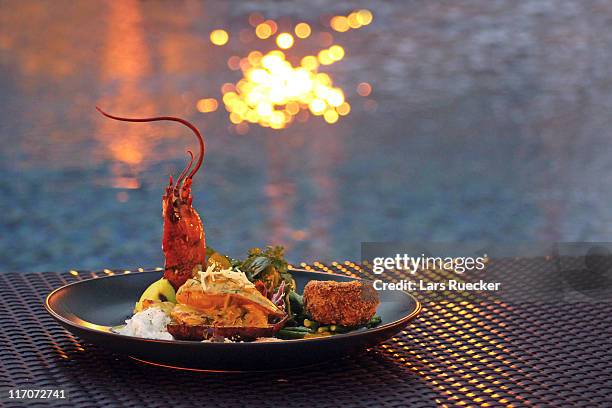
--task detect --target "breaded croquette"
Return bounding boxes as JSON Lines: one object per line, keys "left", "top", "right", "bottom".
{"left": 302, "top": 280, "right": 379, "bottom": 326}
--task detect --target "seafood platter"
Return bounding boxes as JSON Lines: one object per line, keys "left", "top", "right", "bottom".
{"left": 45, "top": 109, "right": 420, "bottom": 370}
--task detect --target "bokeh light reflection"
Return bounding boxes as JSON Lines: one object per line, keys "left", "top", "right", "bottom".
{"left": 210, "top": 29, "right": 229, "bottom": 46}
{"left": 222, "top": 49, "right": 349, "bottom": 129}
{"left": 198, "top": 10, "right": 374, "bottom": 129}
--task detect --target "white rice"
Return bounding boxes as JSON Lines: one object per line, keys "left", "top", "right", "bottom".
{"left": 117, "top": 307, "right": 173, "bottom": 340}
{"left": 201, "top": 337, "right": 235, "bottom": 343}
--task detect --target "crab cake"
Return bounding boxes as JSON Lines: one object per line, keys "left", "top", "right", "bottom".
{"left": 303, "top": 280, "right": 379, "bottom": 326}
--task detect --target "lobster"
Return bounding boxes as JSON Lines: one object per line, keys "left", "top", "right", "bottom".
{"left": 96, "top": 107, "right": 206, "bottom": 290}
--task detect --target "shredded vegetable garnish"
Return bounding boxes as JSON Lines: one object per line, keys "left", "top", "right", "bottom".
{"left": 199, "top": 263, "right": 255, "bottom": 291}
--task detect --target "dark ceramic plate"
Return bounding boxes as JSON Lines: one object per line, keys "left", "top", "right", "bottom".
{"left": 45, "top": 270, "right": 421, "bottom": 371}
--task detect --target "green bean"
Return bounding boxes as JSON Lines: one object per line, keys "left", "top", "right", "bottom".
{"left": 277, "top": 328, "right": 310, "bottom": 339}
{"left": 367, "top": 315, "right": 382, "bottom": 328}
{"left": 283, "top": 326, "right": 311, "bottom": 332}
{"left": 303, "top": 319, "right": 319, "bottom": 330}
{"left": 332, "top": 325, "right": 351, "bottom": 333}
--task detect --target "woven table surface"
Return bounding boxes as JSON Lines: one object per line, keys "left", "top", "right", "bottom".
{"left": 1, "top": 259, "right": 611, "bottom": 407}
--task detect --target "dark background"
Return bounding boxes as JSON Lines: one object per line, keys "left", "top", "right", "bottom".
{"left": 2, "top": 0, "right": 611, "bottom": 272}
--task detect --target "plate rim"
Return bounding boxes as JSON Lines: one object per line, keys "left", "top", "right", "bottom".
{"left": 45, "top": 268, "right": 422, "bottom": 346}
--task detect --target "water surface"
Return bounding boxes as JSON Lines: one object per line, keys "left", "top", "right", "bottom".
{"left": 2, "top": 1, "right": 612, "bottom": 271}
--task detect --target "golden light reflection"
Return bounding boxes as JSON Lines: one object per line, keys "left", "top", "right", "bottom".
{"left": 317, "top": 49, "right": 333, "bottom": 65}
{"left": 255, "top": 20, "right": 277, "bottom": 39}
{"left": 331, "top": 9, "right": 373, "bottom": 32}
{"left": 356, "top": 9, "right": 374, "bottom": 25}
{"left": 294, "top": 22, "right": 311, "bottom": 39}
{"left": 369, "top": 263, "right": 521, "bottom": 407}
{"left": 264, "top": 20, "right": 278, "bottom": 34}
{"left": 328, "top": 45, "right": 345, "bottom": 60}
{"left": 247, "top": 50, "right": 262, "bottom": 65}
{"left": 323, "top": 109, "right": 339, "bottom": 124}
{"left": 301, "top": 55, "right": 319, "bottom": 70}
{"left": 347, "top": 13, "right": 361, "bottom": 29}
{"left": 318, "top": 45, "right": 344, "bottom": 65}
{"left": 197, "top": 9, "right": 374, "bottom": 130}
{"left": 276, "top": 33, "right": 294, "bottom": 49}
{"left": 337, "top": 102, "right": 351, "bottom": 116}
{"left": 255, "top": 23, "right": 272, "bottom": 39}
{"left": 210, "top": 29, "right": 229, "bottom": 46}
{"left": 222, "top": 49, "right": 349, "bottom": 129}
{"left": 330, "top": 16, "right": 350, "bottom": 33}
{"left": 96, "top": 0, "right": 155, "bottom": 187}
{"left": 196, "top": 98, "right": 218, "bottom": 113}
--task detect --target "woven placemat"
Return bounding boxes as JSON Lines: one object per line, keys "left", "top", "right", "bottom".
{"left": 1, "top": 259, "right": 611, "bottom": 407}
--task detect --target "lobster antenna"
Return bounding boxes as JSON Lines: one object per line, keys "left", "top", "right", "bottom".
{"left": 174, "top": 150, "right": 194, "bottom": 196}
{"left": 96, "top": 107, "right": 205, "bottom": 179}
